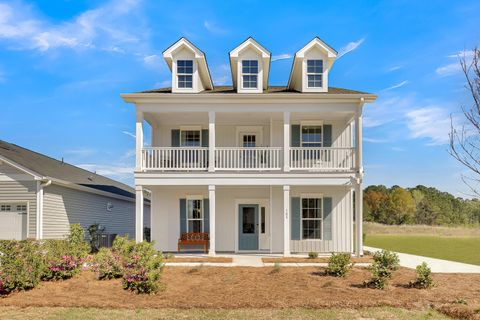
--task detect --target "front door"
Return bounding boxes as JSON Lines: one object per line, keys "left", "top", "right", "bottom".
{"left": 238, "top": 204, "right": 259, "bottom": 250}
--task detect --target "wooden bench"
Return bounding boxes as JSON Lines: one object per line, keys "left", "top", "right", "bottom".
{"left": 178, "top": 232, "right": 210, "bottom": 253}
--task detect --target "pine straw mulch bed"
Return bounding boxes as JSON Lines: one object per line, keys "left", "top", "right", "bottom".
{"left": 262, "top": 256, "right": 373, "bottom": 263}
{"left": 1, "top": 267, "right": 479, "bottom": 319}
{"left": 164, "top": 257, "right": 233, "bottom": 263}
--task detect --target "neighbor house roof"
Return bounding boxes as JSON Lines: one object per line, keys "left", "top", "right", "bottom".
{"left": 138, "top": 85, "right": 370, "bottom": 95}
{"left": 0, "top": 140, "right": 135, "bottom": 199}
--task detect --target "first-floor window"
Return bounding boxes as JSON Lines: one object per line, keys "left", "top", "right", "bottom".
{"left": 301, "top": 198, "right": 322, "bottom": 239}
{"left": 187, "top": 198, "right": 203, "bottom": 232}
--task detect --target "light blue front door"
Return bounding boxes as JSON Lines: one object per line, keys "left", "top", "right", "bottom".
{"left": 238, "top": 204, "right": 259, "bottom": 250}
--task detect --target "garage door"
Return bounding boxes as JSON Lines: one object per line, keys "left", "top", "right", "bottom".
{"left": 0, "top": 203, "right": 28, "bottom": 240}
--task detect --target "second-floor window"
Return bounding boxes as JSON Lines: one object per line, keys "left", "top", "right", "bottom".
{"left": 307, "top": 60, "right": 323, "bottom": 88}
{"left": 177, "top": 60, "right": 193, "bottom": 88}
{"left": 301, "top": 125, "right": 322, "bottom": 147}
{"left": 242, "top": 60, "right": 258, "bottom": 88}
{"left": 180, "top": 130, "right": 201, "bottom": 147}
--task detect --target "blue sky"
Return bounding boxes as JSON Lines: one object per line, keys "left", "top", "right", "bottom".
{"left": 0, "top": 0, "right": 478, "bottom": 196}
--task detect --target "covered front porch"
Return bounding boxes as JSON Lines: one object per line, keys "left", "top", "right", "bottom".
{"left": 135, "top": 184, "right": 363, "bottom": 256}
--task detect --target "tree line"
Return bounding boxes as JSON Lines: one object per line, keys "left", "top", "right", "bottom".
{"left": 363, "top": 185, "right": 480, "bottom": 226}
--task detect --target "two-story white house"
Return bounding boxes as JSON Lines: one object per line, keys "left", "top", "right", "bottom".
{"left": 121, "top": 37, "right": 377, "bottom": 256}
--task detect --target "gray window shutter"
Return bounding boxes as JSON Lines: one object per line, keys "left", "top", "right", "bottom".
{"left": 323, "top": 197, "right": 332, "bottom": 240}
{"left": 323, "top": 125, "right": 332, "bottom": 147}
{"left": 171, "top": 129, "right": 180, "bottom": 147}
{"left": 201, "top": 129, "right": 209, "bottom": 147}
{"left": 179, "top": 199, "right": 187, "bottom": 234}
{"left": 291, "top": 125, "right": 301, "bottom": 147}
{"left": 203, "top": 199, "right": 210, "bottom": 233}
{"left": 291, "top": 197, "right": 301, "bottom": 240}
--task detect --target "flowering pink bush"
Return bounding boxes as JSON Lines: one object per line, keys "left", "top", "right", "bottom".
{"left": 122, "top": 253, "right": 163, "bottom": 294}
{"left": 42, "top": 255, "right": 80, "bottom": 280}
{"left": 92, "top": 248, "right": 123, "bottom": 280}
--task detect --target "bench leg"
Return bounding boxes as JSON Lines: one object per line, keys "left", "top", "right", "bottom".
{"left": 178, "top": 243, "right": 180, "bottom": 253}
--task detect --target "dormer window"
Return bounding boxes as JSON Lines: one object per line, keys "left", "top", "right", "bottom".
{"left": 242, "top": 60, "right": 258, "bottom": 89}
{"left": 177, "top": 60, "right": 193, "bottom": 88}
{"left": 307, "top": 60, "right": 323, "bottom": 88}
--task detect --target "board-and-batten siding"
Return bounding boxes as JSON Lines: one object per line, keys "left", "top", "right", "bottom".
{"left": 42, "top": 184, "right": 141, "bottom": 239}
{"left": 290, "top": 186, "right": 353, "bottom": 253}
{"left": 0, "top": 162, "right": 37, "bottom": 238}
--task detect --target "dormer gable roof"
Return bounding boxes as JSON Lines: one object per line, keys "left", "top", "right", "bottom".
{"left": 229, "top": 37, "right": 271, "bottom": 90}
{"left": 288, "top": 37, "right": 337, "bottom": 90}
{"left": 163, "top": 37, "right": 213, "bottom": 90}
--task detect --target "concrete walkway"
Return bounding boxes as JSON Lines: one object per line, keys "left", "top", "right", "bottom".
{"left": 364, "top": 246, "right": 480, "bottom": 273}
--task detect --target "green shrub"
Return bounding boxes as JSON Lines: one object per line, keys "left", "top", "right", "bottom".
{"left": 121, "top": 241, "right": 164, "bottom": 294}
{"left": 325, "top": 253, "right": 353, "bottom": 277}
{"left": 0, "top": 240, "right": 44, "bottom": 295}
{"left": 270, "top": 262, "right": 281, "bottom": 274}
{"left": 308, "top": 251, "right": 318, "bottom": 259}
{"left": 364, "top": 250, "right": 400, "bottom": 289}
{"left": 410, "top": 262, "right": 433, "bottom": 289}
{"left": 93, "top": 248, "right": 123, "bottom": 280}
{"left": 112, "top": 235, "right": 135, "bottom": 258}
{"left": 68, "top": 224, "right": 89, "bottom": 258}
{"left": 372, "top": 250, "right": 400, "bottom": 276}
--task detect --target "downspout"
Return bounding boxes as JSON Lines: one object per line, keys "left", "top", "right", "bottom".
{"left": 36, "top": 179, "right": 52, "bottom": 240}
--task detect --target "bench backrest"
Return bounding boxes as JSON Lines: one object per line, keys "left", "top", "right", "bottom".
{"left": 180, "top": 232, "right": 209, "bottom": 241}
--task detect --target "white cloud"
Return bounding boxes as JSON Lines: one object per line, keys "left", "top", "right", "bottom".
{"left": 212, "top": 63, "right": 231, "bottom": 86}
{"left": 380, "top": 80, "right": 409, "bottom": 92}
{"left": 203, "top": 20, "right": 228, "bottom": 35}
{"left": 122, "top": 131, "right": 136, "bottom": 138}
{"left": 337, "top": 38, "right": 365, "bottom": 59}
{"left": 363, "top": 95, "right": 416, "bottom": 128}
{"left": 405, "top": 107, "right": 452, "bottom": 145}
{"left": 271, "top": 53, "right": 292, "bottom": 62}
{"left": 436, "top": 50, "right": 474, "bottom": 76}
{"left": 387, "top": 65, "right": 402, "bottom": 72}
{"left": 363, "top": 137, "right": 387, "bottom": 143}
{"left": 0, "top": 0, "right": 145, "bottom": 52}
{"left": 77, "top": 163, "right": 134, "bottom": 183}
{"left": 64, "top": 147, "right": 97, "bottom": 157}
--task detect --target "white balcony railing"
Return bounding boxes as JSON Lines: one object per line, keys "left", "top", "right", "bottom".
{"left": 215, "top": 147, "right": 282, "bottom": 170}
{"left": 142, "top": 147, "right": 208, "bottom": 170}
{"left": 290, "top": 147, "right": 355, "bottom": 171}
{"left": 141, "top": 147, "right": 355, "bottom": 172}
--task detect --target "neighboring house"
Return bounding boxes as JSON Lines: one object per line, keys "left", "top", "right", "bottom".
{"left": 121, "top": 37, "right": 377, "bottom": 256}
{"left": 0, "top": 140, "right": 150, "bottom": 240}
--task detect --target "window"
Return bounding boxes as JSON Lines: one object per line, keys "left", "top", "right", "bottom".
{"left": 307, "top": 60, "right": 323, "bottom": 88}
{"left": 301, "top": 125, "right": 322, "bottom": 147}
{"left": 242, "top": 60, "right": 258, "bottom": 88}
{"left": 242, "top": 134, "right": 256, "bottom": 148}
{"left": 242, "top": 206, "right": 255, "bottom": 234}
{"left": 177, "top": 60, "right": 193, "bottom": 88}
{"left": 180, "top": 130, "right": 201, "bottom": 147}
{"left": 187, "top": 199, "right": 203, "bottom": 232}
{"left": 16, "top": 205, "right": 27, "bottom": 212}
{"left": 0, "top": 204, "right": 12, "bottom": 212}
{"left": 301, "top": 198, "right": 322, "bottom": 239}
{"left": 260, "top": 206, "right": 266, "bottom": 234}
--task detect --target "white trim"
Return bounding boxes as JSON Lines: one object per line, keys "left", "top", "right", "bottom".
{"left": 235, "top": 126, "right": 264, "bottom": 147}
{"left": 179, "top": 127, "right": 202, "bottom": 147}
{"left": 185, "top": 196, "right": 204, "bottom": 233}
{"left": 234, "top": 198, "right": 269, "bottom": 253}
{"left": 300, "top": 123, "right": 324, "bottom": 147}
{"left": 0, "top": 200, "right": 29, "bottom": 240}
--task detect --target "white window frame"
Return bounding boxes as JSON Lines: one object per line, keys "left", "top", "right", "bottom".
{"left": 241, "top": 60, "right": 259, "bottom": 89}
{"left": 306, "top": 59, "right": 324, "bottom": 88}
{"left": 177, "top": 59, "right": 193, "bottom": 89}
{"left": 186, "top": 196, "right": 203, "bottom": 233}
{"left": 300, "top": 122, "right": 324, "bottom": 148}
{"left": 300, "top": 194, "right": 324, "bottom": 240}
{"left": 180, "top": 126, "right": 202, "bottom": 148}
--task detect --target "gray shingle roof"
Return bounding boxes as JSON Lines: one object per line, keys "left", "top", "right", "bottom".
{"left": 0, "top": 140, "right": 135, "bottom": 199}
{"left": 138, "top": 85, "right": 370, "bottom": 95}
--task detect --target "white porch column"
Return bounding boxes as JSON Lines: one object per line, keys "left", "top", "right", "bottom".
{"left": 208, "top": 111, "right": 215, "bottom": 172}
{"left": 355, "top": 182, "right": 363, "bottom": 257}
{"left": 283, "top": 185, "right": 290, "bottom": 256}
{"left": 355, "top": 100, "right": 363, "bottom": 172}
{"left": 36, "top": 181, "right": 44, "bottom": 240}
{"left": 135, "top": 185, "right": 144, "bottom": 243}
{"left": 135, "top": 111, "right": 144, "bottom": 171}
{"left": 208, "top": 185, "right": 216, "bottom": 255}
{"left": 283, "top": 112, "right": 290, "bottom": 172}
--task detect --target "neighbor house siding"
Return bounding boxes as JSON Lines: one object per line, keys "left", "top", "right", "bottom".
{"left": 0, "top": 162, "right": 37, "bottom": 238}
{"left": 42, "top": 184, "right": 138, "bottom": 239}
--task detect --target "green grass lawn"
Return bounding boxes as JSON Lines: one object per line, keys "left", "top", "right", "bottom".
{"left": 0, "top": 307, "right": 450, "bottom": 320}
{"left": 365, "top": 234, "right": 480, "bottom": 265}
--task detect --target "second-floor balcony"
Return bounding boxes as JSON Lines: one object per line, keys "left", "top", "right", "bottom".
{"left": 141, "top": 147, "right": 355, "bottom": 172}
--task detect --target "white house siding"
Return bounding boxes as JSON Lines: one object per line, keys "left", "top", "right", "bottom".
{"left": 0, "top": 162, "right": 37, "bottom": 238}
{"left": 42, "top": 184, "right": 142, "bottom": 240}
{"left": 149, "top": 185, "right": 352, "bottom": 254}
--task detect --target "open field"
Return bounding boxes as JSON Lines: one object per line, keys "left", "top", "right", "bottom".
{"left": 364, "top": 234, "right": 480, "bottom": 265}
{"left": 0, "top": 306, "right": 451, "bottom": 320}
{"left": 1, "top": 268, "right": 480, "bottom": 319}
{"left": 364, "top": 222, "right": 480, "bottom": 237}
